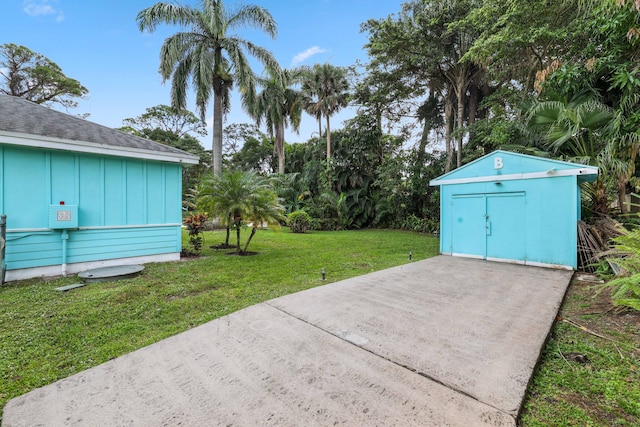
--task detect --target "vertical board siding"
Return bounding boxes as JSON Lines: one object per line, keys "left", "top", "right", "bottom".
{"left": 125, "top": 161, "right": 145, "bottom": 225}
{"left": 0, "top": 144, "right": 184, "bottom": 273}
{"left": 165, "top": 164, "right": 181, "bottom": 223}
{"left": 146, "top": 163, "right": 165, "bottom": 224}
{"left": 3, "top": 147, "right": 48, "bottom": 229}
{"left": 50, "top": 152, "right": 77, "bottom": 205}
{"left": 104, "top": 158, "right": 125, "bottom": 226}
{"left": 79, "top": 156, "right": 103, "bottom": 226}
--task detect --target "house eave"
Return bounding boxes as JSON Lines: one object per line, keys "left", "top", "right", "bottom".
{"left": 0, "top": 130, "right": 200, "bottom": 165}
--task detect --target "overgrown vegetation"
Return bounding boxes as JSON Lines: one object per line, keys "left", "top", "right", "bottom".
{"left": 599, "top": 228, "right": 640, "bottom": 311}
{"left": 520, "top": 277, "right": 640, "bottom": 426}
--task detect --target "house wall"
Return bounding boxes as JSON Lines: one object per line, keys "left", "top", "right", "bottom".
{"left": 439, "top": 175, "right": 579, "bottom": 269}
{"left": 0, "top": 144, "right": 183, "bottom": 278}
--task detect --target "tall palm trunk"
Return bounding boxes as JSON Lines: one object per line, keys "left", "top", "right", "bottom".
{"left": 325, "top": 114, "right": 332, "bottom": 161}
{"left": 276, "top": 121, "right": 285, "bottom": 174}
{"left": 212, "top": 91, "right": 224, "bottom": 176}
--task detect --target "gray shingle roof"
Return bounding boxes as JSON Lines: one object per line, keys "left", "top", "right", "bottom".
{"left": 0, "top": 95, "right": 200, "bottom": 164}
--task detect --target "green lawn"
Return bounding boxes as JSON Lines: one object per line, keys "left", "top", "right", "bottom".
{"left": 0, "top": 228, "right": 438, "bottom": 419}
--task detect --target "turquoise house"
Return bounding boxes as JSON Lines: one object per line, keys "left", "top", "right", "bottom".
{"left": 430, "top": 150, "right": 598, "bottom": 270}
{"left": 0, "top": 95, "right": 199, "bottom": 281}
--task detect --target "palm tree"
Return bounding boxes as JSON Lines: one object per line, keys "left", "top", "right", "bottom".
{"left": 526, "top": 93, "right": 625, "bottom": 215}
{"left": 302, "top": 64, "right": 350, "bottom": 161}
{"left": 136, "top": 0, "right": 281, "bottom": 176}
{"left": 249, "top": 68, "right": 303, "bottom": 174}
{"left": 198, "top": 170, "right": 283, "bottom": 254}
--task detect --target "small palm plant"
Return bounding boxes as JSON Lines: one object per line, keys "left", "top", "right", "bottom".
{"left": 198, "top": 170, "right": 284, "bottom": 255}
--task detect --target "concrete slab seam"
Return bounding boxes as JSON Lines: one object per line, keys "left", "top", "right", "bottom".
{"left": 264, "top": 300, "right": 517, "bottom": 425}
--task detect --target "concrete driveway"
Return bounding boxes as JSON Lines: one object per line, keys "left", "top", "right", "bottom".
{"left": 2, "top": 256, "right": 573, "bottom": 426}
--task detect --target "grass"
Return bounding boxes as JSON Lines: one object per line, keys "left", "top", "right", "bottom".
{"left": 0, "top": 228, "right": 439, "bottom": 419}
{"left": 519, "top": 279, "right": 640, "bottom": 426}
{"left": 2, "top": 228, "right": 639, "bottom": 425}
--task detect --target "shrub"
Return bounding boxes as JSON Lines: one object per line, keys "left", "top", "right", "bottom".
{"left": 184, "top": 212, "right": 208, "bottom": 253}
{"left": 287, "top": 210, "right": 312, "bottom": 233}
{"left": 600, "top": 227, "right": 640, "bottom": 311}
{"left": 400, "top": 214, "right": 438, "bottom": 233}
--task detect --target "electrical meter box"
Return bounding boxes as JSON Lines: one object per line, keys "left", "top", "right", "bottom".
{"left": 48, "top": 205, "right": 78, "bottom": 229}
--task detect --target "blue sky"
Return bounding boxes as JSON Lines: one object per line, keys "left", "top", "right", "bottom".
{"left": 1, "top": 0, "right": 404, "bottom": 149}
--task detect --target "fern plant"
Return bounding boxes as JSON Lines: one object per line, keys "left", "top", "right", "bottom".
{"left": 602, "top": 228, "right": 640, "bottom": 311}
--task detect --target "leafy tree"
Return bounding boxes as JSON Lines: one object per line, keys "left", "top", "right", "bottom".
{"left": 230, "top": 134, "right": 275, "bottom": 174}
{"left": 223, "top": 123, "right": 263, "bottom": 159}
{"left": 137, "top": 0, "right": 281, "bottom": 176}
{"left": 249, "top": 68, "right": 304, "bottom": 174}
{"left": 301, "top": 64, "right": 350, "bottom": 161}
{"left": 0, "top": 43, "right": 88, "bottom": 109}
{"left": 121, "top": 105, "right": 206, "bottom": 138}
{"left": 362, "top": 0, "right": 489, "bottom": 172}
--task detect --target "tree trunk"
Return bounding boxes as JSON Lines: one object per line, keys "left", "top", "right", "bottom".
{"left": 444, "top": 95, "right": 453, "bottom": 173}
{"left": 325, "top": 114, "right": 332, "bottom": 161}
{"left": 468, "top": 81, "right": 479, "bottom": 150}
{"left": 618, "top": 177, "right": 628, "bottom": 215}
{"left": 276, "top": 121, "right": 285, "bottom": 174}
{"left": 417, "top": 114, "right": 430, "bottom": 164}
{"left": 212, "top": 91, "right": 224, "bottom": 176}
{"left": 235, "top": 219, "right": 241, "bottom": 253}
{"left": 224, "top": 212, "right": 231, "bottom": 245}
{"left": 242, "top": 227, "right": 257, "bottom": 253}
{"left": 456, "top": 78, "right": 466, "bottom": 169}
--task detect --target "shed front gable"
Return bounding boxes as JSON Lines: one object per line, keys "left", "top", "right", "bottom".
{"left": 430, "top": 150, "right": 597, "bottom": 186}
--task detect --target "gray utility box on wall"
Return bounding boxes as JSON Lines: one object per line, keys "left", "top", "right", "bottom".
{"left": 48, "top": 205, "right": 78, "bottom": 229}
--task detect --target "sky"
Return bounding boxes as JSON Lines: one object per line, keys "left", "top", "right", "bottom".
{"left": 1, "top": 0, "right": 405, "bottom": 149}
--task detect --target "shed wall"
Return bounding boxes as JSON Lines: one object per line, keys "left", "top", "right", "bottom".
{"left": 439, "top": 176, "right": 579, "bottom": 268}
{"left": 0, "top": 145, "right": 183, "bottom": 273}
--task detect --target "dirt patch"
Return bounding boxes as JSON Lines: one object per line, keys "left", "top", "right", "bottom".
{"left": 563, "top": 278, "right": 640, "bottom": 343}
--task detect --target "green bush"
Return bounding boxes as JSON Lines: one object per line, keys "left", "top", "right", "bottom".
{"left": 400, "top": 214, "right": 438, "bottom": 234}
{"left": 287, "top": 210, "right": 312, "bottom": 233}
{"left": 600, "top": 227, "right": 640, "bottom": 311}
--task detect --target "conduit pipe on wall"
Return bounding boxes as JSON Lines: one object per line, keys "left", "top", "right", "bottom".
{"left": 61, "top": 229, "right": 69, "bottom": 276}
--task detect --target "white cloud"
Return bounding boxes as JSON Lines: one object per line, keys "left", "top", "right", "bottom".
{"left": 291, "top": 46, "right": 327, "bottom": 65}
{"left": 23, "top": 0, "right": 64, "bottom": 22}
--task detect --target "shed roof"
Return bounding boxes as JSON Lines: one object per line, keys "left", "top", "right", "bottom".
{"left": 0, "top": 95, "right": 200, "bottom": 164}
{"left": 430, "top": 150, "right": 598, "bottom": 186}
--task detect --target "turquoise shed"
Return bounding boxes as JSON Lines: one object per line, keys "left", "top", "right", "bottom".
{"left": 0, "top": 95, "right": 200, "bottom": 281}
{"left": 430, "top": 150, "right": 598, "bottom": 270}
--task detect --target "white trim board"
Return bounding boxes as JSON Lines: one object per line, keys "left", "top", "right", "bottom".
{"left": 430, "top": 167, "right": 597, "bottom": 186}
{"left": 0, "top": 131, "right": 200, "bottom": 165}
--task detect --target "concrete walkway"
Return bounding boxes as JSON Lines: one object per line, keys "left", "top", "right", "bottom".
{"left": 2, "top": 256, "right": 573, "bottom": 426}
